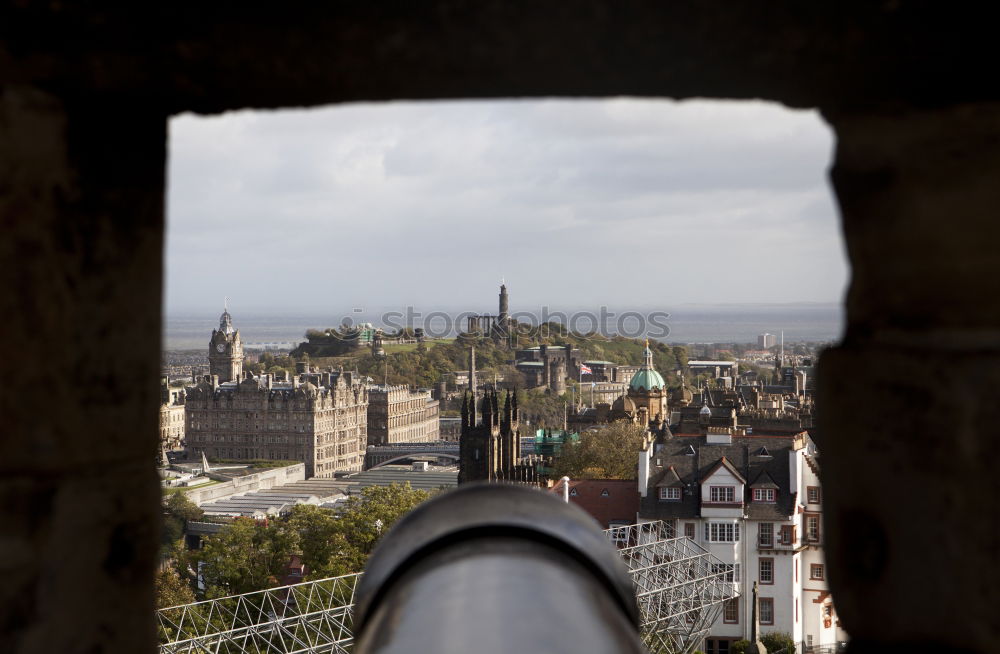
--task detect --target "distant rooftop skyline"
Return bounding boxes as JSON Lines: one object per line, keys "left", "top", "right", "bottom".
{"left": 166, "top": 98, "right": 847, "bottom": 316}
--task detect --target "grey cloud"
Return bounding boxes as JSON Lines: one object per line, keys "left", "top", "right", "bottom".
{"left": 166, "top": 99, "right": 845, "bottom": 315}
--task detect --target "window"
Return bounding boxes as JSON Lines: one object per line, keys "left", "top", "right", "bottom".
{"left": 807, "top": 486, "right": 821, "bottom": 504}
{"left": 685, "top": 522, "right": 696, "bottom": 540}
{"left": 806, "top": 515, "right": 820, "bottom": 542}
{"left": 659, "top": 487, "right": 681, "bottom": 501}
{"left": 724, "top": 598, "right": 739, "bottom": 623}
{"left": 752, "top": 488, "right": 776, "bottom": 502}
{"left": 810, "top": 563, "right": 825, "bottom": 580}
{"left": 569, "top": 488, "right": 577, "bottom": 496}
{"left": 600, "top": 488, "right": 610, "bottom": 497}
{"left": 760, "top": 598, "right": 774, "bottom": 625}
{"left": 780, "top": 524, "right": 795, "bottom": 545}
{"left": 759, "top": 557, "right": 774, "bottom": 584}
{"left": 609, "top": 525, "right": 628, "bottom": 546}
{"left": 758, "top": 522, "right": 774, "bottom": 547}
{"left": 712, "top": 563, "right": 740, "bottom": 582}
{"left": 705, "top": 522, "right": 740, "bottom": 542}
{"left": 709, "top": 486, "right": 736, "bottom": 502}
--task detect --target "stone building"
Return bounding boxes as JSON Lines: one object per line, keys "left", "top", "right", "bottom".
{"left": 638, "top": 429, "right": 845, "bottom": 654}
{"left": 159, "top": 378, "right": 186, "bottom": 453}
{"left": 609, "top": 342, "right": 668, "bottom": 427}
{"left": 366, "top": 385, "right": 440, "bottom": 446}
{"left": 185, "top": 309, "right": 369, "bottom": 477}
{"left": 579, "top": 381, "right": 629, "bottom": 407}
{"left": 515, "top": 343, "right": 577, "bottom": 392}
{"left": 458, "top": 389, "right": 537, "bottom": 484}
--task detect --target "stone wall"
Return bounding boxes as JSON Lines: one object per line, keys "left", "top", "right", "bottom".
{"left": 3, "top": 3, "right": 999, "bottom": 653}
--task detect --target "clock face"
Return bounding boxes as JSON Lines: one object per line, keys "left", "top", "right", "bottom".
{"left": 216, "top": 343, "right": 227, "bottom": 353}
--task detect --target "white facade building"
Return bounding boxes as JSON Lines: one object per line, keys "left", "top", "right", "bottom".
{"left": 638, "top": 429, "right": 846, "bottom": 654}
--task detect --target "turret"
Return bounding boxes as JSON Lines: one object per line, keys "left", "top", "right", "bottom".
{"left": 502, "top": 389, "right": 513, "bottom": 430}
{"left": 461, "top": 391, "right": 470, "bottom": 428}
{"left": 481, "top": 389, "right": 494, "bottom": 428}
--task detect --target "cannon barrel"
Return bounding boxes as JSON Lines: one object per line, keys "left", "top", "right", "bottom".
{"left": 352, "top": 483, "right": 646, "bottom": 654}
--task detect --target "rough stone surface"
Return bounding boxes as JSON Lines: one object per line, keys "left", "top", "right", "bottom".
{"left": 818, "top": 346, "right": 999, "bottom": 652}
{"left": 819, "top": 105, "right": 1000, "bottom": 654}
{"left": 2, "top": 3, "right": 1000, "bottom": 113}
{"left": 0, "top": 86, "right": 163, "bottom": 652}
{"left": 829, "top": 104, "right": 1000, "bottom": 337}
{"left": 3, "top": 3, "right": 1000, "bottom": 653}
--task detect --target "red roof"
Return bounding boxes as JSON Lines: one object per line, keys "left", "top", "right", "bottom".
{"left": 548, "top": 479, "right": 639, "bottom": 529}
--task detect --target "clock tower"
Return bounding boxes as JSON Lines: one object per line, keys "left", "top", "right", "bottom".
{"left": 208, "top": 306, "right": 243, "bottom": 382}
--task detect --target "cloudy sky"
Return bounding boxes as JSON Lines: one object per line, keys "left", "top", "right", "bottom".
{"left": 166, "top": 98, "right": 847, "bottom": 317}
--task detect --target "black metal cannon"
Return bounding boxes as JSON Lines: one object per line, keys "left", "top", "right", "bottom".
{"left": 352, "top": 483, "right": 646, "bottom": 654}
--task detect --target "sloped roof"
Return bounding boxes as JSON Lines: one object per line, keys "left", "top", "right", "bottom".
{"left": 639, "top": 434, "right": 804, "bottom": 522}
{"left": 750, "top": 470, "right": 780, "bottom": 489}
{"left": 654, "top": 466, "right": 684, "bottom": 488}
{"left": 547, "top": 479, "right": 639, "bottom": 529}
{"left": 702, "top": 456, "right": 747, "bottom": 485}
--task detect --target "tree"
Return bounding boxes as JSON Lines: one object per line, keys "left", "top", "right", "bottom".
{"left": 155, "top": 566, "right": 196, "bottom": 609}
{"left": 672, "top": 345, "right": 689, "bottom": 370}
{"left": 279, "top": 483, "right": 433, "bottom": 580}
{"left": 517, "top": 388, "right": 569, "bottom": 429}
{"left": 195, "top": 517, "right": 298, "bottom": 597}
{"left": 281, "top": 504, "right": 354, "bottom": 578}
{"left": 161, "top": 492, "right": 203, "bottom": 554}
{"left": 166, "top": 492, "right": 204, "bottom": 522}
{"left": 552, "top": 421, "right": 647, "bottom": 479}
{"left": 331, "top": 484, "right": 432, "bottom": 563}
{"left": 760, "top": 632, "right": 796, "bottom": 654}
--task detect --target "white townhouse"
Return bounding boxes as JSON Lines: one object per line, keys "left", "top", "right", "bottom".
{"left": 637, "top": 426, "right": 848, "bottom": 654}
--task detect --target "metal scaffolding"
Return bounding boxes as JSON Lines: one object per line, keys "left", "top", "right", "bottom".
{"left": 157, "top": 521, "right": 737, "bottom": 653}
{"left": 608, "top": 521, "right": 739, "bottom": 654}
{"left": 157, "top": 572, "right": 359, "bottom": 654}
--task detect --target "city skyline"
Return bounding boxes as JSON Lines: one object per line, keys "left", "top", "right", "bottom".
{"left": 166, "top": 98, "right": 847, "bottom": 315}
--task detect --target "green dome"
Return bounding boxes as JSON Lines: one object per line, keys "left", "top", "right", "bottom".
{"left": 630, "top": 368, "right": 665, "bottom": 391}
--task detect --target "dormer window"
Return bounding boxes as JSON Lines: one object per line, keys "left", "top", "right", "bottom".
{"left": 600, "top": 489, "right": 610, "bottom": 497}
{"left": 684, "top": 445, "right": 696, "bottom": 456}
{"left": 658, "top": 487, "right": 681, "bottom": 501}
{"left": 709, "top": 486, "right": 736, "bottom": 503}
{"left": 569, "top": 488, "right": 578, "bottom": 497}
{"left": 753, "top": 488, "right": 776, "bottom": 503}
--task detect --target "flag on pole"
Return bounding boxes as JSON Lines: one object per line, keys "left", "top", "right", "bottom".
{"left": 580, "top": 364, "right": 593, "bottom": 375}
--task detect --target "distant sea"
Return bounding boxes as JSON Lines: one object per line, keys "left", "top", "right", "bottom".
{"left": 165, "top": 303, "right": 844, "bottom": 351}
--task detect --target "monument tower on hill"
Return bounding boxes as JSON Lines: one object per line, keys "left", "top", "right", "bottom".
{"left": 465, "top": 282, "right": 515, "bottom": 347}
